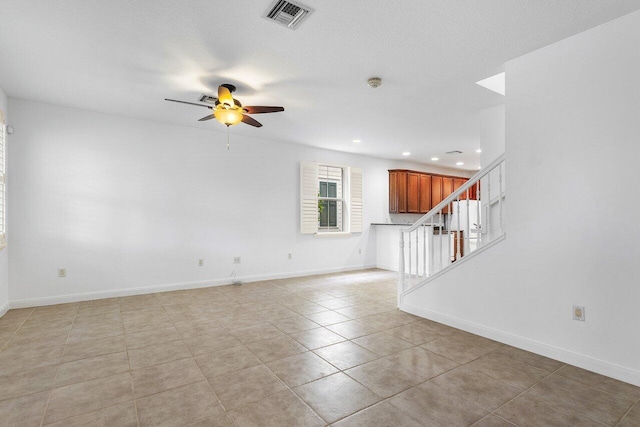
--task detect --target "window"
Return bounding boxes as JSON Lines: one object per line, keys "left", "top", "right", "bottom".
{"left": 318, "top": 165, "right": 343, "bottom": 231}
{"left": 0, "top": 113, "right": 5, "bottom": 246}
{"left": 300, "top": 162, "right": 362, "bottom": 234}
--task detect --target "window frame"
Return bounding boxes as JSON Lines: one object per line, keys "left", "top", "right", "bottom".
{"left": 300, "top": 161, "right": 362, "bottom": 236}
{"left": 317, "top": 166, "right": 344, "bottom": 232}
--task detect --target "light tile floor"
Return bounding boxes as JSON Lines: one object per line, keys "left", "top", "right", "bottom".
{"left": 0, "top": 269, "right": 638, "bottom": 426}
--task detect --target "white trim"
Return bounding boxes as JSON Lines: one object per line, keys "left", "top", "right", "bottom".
{"left": 0, "top": 300, "right": 9, "bottom": 318}
{"left": 314, "top": 231, "right": 352, "bottom": 237}
{"left": 400, "top": 302, "right": 640, "bottom": 387}
{"left": 8, "top": 264, "right": 377, "bottom": 309}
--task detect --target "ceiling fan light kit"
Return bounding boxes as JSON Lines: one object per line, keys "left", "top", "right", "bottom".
{"left": 165, "top": 84, "right": 284, "bottom": 149}
{"left": 166, "top": 84, "right": 284, "bottom": 128}
{"left": 213, "top": 108, "right": 243, "bottom": 126}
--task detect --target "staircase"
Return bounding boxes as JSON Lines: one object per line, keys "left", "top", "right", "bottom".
{"left": 398, "top": 154, "right": 506, "bottom": 303}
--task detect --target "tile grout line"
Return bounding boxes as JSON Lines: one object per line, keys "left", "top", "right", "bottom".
{"left": 123, "top": 301, "right": 141, "bottom": 427}
{"left": 242, "top": 342, "right": 330, "bottom": 426}
{"left": 0, "top": 308, "right": 34, "bottom": 352}
{"left": 158, "top": 297, "right": 229, "bottom": 422}
{"left": 38, "top": 305, "right": 79, "bottom": 427}
{"left": 614, "top": 397, "right": 640, "bottom": 426}
{"left": 486, "top": 361, "right": 563, "bottom": 422}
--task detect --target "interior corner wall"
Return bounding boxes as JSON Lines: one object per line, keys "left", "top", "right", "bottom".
{"left": 479, "top": 104, "right": 505, "bottom": 166}
{"left": 6, "top": 98, "right": 453, "bottom": 307}
{"left": 0, "top": 87, "right": 8, "bottom": 315}
{"left": 401, "top": 10, "right": 640, "bottom": 386}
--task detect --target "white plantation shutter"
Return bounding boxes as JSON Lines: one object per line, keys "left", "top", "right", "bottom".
{"left": 350, "top": 167, "right": 363, "bottom": 232}
{"left": 300, "top": 161, "right": 318, "bottom": 234}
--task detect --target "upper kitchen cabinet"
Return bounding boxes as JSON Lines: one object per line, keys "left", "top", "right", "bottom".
{"left": 389, "top": 170, "right": 473, "bottom": 214}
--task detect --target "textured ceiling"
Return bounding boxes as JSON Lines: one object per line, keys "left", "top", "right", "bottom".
{"left": 1, "top": 0, "right": 639, "bottom": 170}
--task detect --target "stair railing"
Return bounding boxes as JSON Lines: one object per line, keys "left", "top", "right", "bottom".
{"left": 399, "top": 154, "right": 506, "bottom": 295}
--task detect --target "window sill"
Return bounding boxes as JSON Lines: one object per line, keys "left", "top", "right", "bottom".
{"left": 315, "top": 231, "right": 351, "bottom": 237}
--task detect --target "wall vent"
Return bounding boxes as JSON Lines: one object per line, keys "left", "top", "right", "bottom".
{"left": 264, "top": 0, "right": 314, "bottom": 30}
{"left": 446, "top": 150, "right": 463, "bottom": 155}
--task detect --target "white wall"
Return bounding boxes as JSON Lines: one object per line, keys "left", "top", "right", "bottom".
{"left": 479, "top": 104, "right": 505, "bottom": 166}
{"left": 7, "top": 99, "right": 461, "bottom": 306}
{"left": 0, "top": 87, "right": 8, "bottom": 315}
{"left": 402, "top": 10, "right": 640, "bottom": 386}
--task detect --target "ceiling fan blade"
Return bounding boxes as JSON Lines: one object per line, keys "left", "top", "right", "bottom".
{"left": 165, "top": 98, "right": 212, "bottom": 109}
{"left": 198, "top": 114, "right": 216, "bottom": 121}
{"left": 218, "top": 85, "right": 234, "bottom": 107}
{"left": 241, "top": 115, "right": 263, "bottom": 127}
{"left": 243, "top": 106, "right": 285, "bottom": 114}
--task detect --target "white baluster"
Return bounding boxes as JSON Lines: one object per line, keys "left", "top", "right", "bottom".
{"left": 465, "top": 197, "right": 470, "bottom": 256}
{"left": 408, "top": 231, "right": 412, "bottom": 287}
{"left": 439, "top": 211, "right": 444, "bottom": 271}
{"left": 416, "top": 231, "right": 419, "bottom": 280}
{"left": 422, "top": 224, "right": 427, "bottom": 279}
{"left": 398, "top": 231, "right": 405, "bottom": 293}
{"left": 476, "top": 181, "right": 481, "bottom": 246}
{"left": 429, "top": 217, "right": 434, "bottom": 276}
{"left": 487, "top": 174, "right": 492, "bottom": 240}
{"left": 456, "top": 197, "right": 461, "bottom": 261}
{"left": 499, "top": 162, "right": 504, "bottom": 235}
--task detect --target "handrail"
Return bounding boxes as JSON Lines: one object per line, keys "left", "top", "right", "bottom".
{"left": 398, "top": 153, "right": 506, "bottom": 298}
{"left": 403, "top": 153, "right": 506, "bottom": 234}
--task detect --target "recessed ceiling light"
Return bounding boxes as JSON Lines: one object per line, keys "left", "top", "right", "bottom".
{"left": 431, "top": 157, "right": 439, "bottom": 161}
{"left": 478, "top": 166, "right": 482, "bottom": 169}
{"left": 352, "top": 139, "right": 361, "bottom": 143}
{"left": 402, "top": 152, "right": 411, "bottom": 156}
{"left": 456, "top": 162, "right": 464, "bottom": 166}
{"left": 476, "top": 149, "right": 482, "bottom": 153}
{"left": 476, "top": 72, "right": 505, "bottom": 96}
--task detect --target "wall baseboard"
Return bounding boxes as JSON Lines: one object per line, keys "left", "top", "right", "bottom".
{"left": 9, "top": 264, "right": 377, "bottom": 309}
{"left": 0, "top": 301, "right": 9, "bottom": 318}
{"left": 400, "top": 302, "right": 640, "bottom": 387}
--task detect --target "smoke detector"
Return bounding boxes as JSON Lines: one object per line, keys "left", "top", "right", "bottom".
{"left": 264, "top": 0, "right": 314, "bottom": 30}
{"left": 367, "top": 77, "right": 382, "bottom": 88}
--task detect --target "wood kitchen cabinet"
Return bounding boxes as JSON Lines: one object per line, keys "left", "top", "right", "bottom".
{"left": 407, "top": 172, "right": 420, "bottom": 213}
{"left": 389, "top": 171, "right": 398, "bottom": 213}
{"left": 419, "top": 174, "right": 431, "bottom": 213}
{"left": 453, "top": 177, "right": 466, "bottom": 199}
{"left": 389, "top": 171, "right": 408, "bottom": 213}
{"left": 442, "top": 177, "right": 454, "bottom": 213}
{"left": 390, "top": 169, "right": 473, "bottom": 214}
{"left": 431, "top": 176, "right": 443, "bottom": 210}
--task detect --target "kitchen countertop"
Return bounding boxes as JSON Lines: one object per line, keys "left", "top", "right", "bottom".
{"left": 370, "top": 223, "right": 444, "bottom": 226}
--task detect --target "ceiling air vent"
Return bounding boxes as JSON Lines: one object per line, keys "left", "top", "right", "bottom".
{"left": 199, "top": 94, "right": 216, "bottom": 104}
{"left": 446, "top": 150, "right": 463, "bottom": 155}
{"left": 264, "top": 0, "right": 314, "bottom": 30}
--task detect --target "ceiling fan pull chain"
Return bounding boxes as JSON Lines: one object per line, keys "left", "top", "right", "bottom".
{"left": 227, "top": 125, "right": 230, "bottom": 150}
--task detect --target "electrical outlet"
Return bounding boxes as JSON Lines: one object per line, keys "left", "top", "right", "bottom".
{"left": 233, "top": 257, "right": 241, "bottom": 264}
{"left": 198, "top": 259, "right": 204, "bottom": 267}
{"left": 288, "top": 253, "right": 292, "bottom": 260}
{"left": 58, "top": 268, "right": 67, "bottom": 278}
{"left": 573, "top": 305, "right": 585, "bottom": 321}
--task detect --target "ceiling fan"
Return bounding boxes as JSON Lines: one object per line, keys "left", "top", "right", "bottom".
{"left": 165, "top": 84, "right": 284, "bottom": 128}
